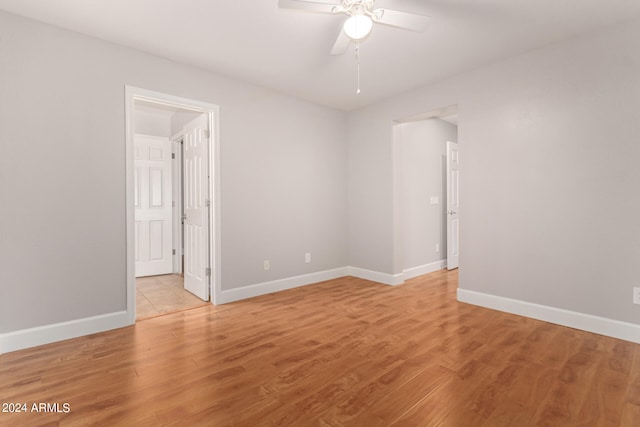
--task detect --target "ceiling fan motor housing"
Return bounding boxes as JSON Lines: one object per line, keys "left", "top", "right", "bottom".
{"left": 339, "top": 0, "right": 376, "bottom": 17}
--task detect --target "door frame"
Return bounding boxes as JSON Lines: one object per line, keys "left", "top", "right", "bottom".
{"left": 446, "top": 140, "right": 459, "bottom": 270}
{"left": 392, "top": 105, "right": 459, "bottom": 280}
{"left": 124, "top": 86, "right": 221, "bottom": 324}
{"left": 171, "top": 138, "right": 183, "bottom": 275}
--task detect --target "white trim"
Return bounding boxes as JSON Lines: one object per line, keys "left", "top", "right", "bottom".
{"left": 0, "top": 264, "right": 427, "bottom": 353}
{"left": 347, "top": 266, "right": 405, "bottom": 286}
{"left": 218, "top": 268, "right": 349, "bottom": 304}
{"left": 0, "top": 311, "right": 129, "bottom": 354}
{"left": 403, "top": 260, "right": 446, "bottom": 280}
{"left": 6, "top": 273, "right": 637, "bottom": 354}
{"left": 216, "top": 265, "right": 411, "bottom": 304}
{"left": 125, "top": 86, "right": 221, "bottom": 322}
{"left": 134, "top": 133, "right": 171, "bottom": 141}
{"left": 209, "top": 107, "right": 222, "bottom": 305}
{"left": 171, "top": 139, "right": 183, "bottom": 274}
{"left": 202, "top": 264, "right": 414, "bottom": 304}
{"left": 457, "top": 289, "right": 640, "bottom": 344}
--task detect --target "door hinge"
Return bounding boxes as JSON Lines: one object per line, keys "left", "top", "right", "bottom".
{"left": 172, "top": 200, "right": 175, "bottom": 207}
{"left": 172, "top": 249, "right": 176, "bottom": 255}
{"left": 205, "top": 267, "right": 211, "bottom": 277}
{"left": 172, "top": 153, "right": 176, "bottom": 159}
{"left": 206, "top": 199, "right": 211, "bottom": 208}
{"left": 204, "top": 130, "right": 210, "bottom": 139}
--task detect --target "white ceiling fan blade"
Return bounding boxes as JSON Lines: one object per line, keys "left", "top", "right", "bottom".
{"left": 278, "top": 0, "right": 341, "bottom": 14}
{"left": 373, "top": 8, "right": 430, "bottom": 32}
{"left": 330, "top": 29, "right": 351, "bottom": 55}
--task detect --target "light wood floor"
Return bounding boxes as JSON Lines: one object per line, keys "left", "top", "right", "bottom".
{"left": 1, "top": 270, "right": 639, "bottom": 426}
{"left": 136, "top": 274, "right": 209, "bottom": 320}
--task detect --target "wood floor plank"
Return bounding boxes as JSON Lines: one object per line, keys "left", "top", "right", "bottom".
{"left": 1, "top": 270, "right": 639, "bottom": 426}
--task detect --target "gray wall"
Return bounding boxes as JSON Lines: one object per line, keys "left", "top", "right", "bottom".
{"left": 347, "top": 17, "right": 640, "bottom": 324}
{"left": 135, "top": 109, "right": 171, "bottom": 137}
{"left": 170, "top": 110, "right": 203, "bottom": 137}
{"left": 0, "top": 11, "right": 347, "bottom": 333}
{"left": 396, "top": 119, "right": 457, "bottom": 271}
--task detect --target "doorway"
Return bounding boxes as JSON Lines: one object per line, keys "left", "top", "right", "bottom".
{"left": 394, "top": 105, "right": 459, "bottom": 279}
{"left": 125, "top": 87, "right": 221, "bottom": 324}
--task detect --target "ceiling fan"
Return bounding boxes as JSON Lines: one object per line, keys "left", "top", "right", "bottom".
{"left": 278, "top": 0, "right": 430, "bottom": 55}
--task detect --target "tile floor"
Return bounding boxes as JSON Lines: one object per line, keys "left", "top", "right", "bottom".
{"left": 136, "top": 274, "right": 209, "bottom": 320}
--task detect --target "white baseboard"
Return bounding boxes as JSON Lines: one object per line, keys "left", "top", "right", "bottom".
{"left": 217, "top": 267, "right": 350, "bottom": 304}
{"left": 0, "top": 311, "right": 130, "bottom": 354}
{"left": 0, "top": 265, "right": 436, "bottom": 354}
{"left": 347, "top": 266, "right": 405, "bottom": 286}
{"left": 403, "top": 260, "right": 446, "bottom": 280}
{"left": 457, "top": 289, "right": 640, "bottom": 344}
{"left": 217, "top": 265, "right": 410, "bottom": 304}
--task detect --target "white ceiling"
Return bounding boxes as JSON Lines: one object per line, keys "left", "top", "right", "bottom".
{"left": 1, "top": 0, "right": 639, "bottom": 111}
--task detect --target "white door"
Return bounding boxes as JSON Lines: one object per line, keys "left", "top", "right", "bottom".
{"left": 183, "top": 115, "right": 210, "bottom": 301}
{"left": 135, "top": 135, "right": 173, "bottom": 277}
{"left": 446, "top": 141, "right": 459, "bottom": 270}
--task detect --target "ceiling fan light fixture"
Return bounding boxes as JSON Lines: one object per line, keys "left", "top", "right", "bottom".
{"left": 343, "top": 14, "right": 373, "bottom": 40}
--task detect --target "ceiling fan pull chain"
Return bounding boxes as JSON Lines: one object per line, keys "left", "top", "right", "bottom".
{"left": 356, "top": 40, "right": 361, "bottom": 94}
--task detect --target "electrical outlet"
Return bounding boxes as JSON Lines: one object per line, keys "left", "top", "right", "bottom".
{"left": 634, "top": 287, "right": 640, "bottom": 305}
{"left": 263, "top": 260, "right": 270, "bottom": 271}
{"left": 435, "top": 243, "right": 440, "bottom": 253}
{"left": 305, "top": 252, "right": 311, "bottom": 263}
